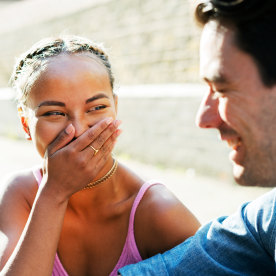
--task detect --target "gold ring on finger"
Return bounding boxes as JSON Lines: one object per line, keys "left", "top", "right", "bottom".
{"left": 89, "top": 145, "right": 99, "bottom": 156}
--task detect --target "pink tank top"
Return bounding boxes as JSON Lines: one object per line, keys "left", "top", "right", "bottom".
{"left": 32, "top": 167, "right": 160, "bottom": 276}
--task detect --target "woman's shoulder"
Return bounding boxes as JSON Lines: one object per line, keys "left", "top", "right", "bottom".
{"left": 134, "top": 182, "right": 201, "bottom": 258}
{"left": 0, "top": 168, "right": 39, "bottom": 266}
{"left": 136, "top": 182, "right": 186, "bottom": 213}
{"left": 0, "top": 167, "right": 39, "bottom": 209}
{"left": 2, "top": 167, "right": 38, "bottom": 189}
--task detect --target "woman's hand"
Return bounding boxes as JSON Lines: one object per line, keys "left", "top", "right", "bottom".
{"left": 41, "top": 117, "right": 121, "bottom": 202}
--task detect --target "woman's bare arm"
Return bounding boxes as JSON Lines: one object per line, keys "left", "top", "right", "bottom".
{"left": 0, "top": 179, "right": 69, "bottom": 276}
{"left": 0, "top": 118, "right": 120, "bottom": 276}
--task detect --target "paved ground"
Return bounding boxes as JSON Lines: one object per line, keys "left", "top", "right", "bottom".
{"left": 0, "top": 135, "right": 272, "bottom": 224}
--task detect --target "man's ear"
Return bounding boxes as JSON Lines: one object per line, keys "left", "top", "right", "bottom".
{"left": 18, "top": 106, "right": 32, "bottom": 140}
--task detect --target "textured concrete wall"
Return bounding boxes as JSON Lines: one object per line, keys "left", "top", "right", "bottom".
{"left": 0, "top": 1, "right": 233, "bottom": 179}
{"left": 0, "top": 85, "right": 232, "bottom": 180}
{"left": 0, "top": 0, "right": 200, "bottom": 86}
{"left": 115, "top": 85, "right": 232, "bottom": 179}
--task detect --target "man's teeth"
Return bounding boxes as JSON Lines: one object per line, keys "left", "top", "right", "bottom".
{"left": 227, "top": 139, "right": 241, "bottom": 149}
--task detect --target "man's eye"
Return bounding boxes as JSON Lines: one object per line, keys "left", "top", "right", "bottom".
{"left": 43, "top": 111, "right": 66, "bottom": 116}
{"left": 213, "top": 91, "right": 221, "bottom": 99}
{"left": 213, "top": 90, "right": 226, "bottom": 99}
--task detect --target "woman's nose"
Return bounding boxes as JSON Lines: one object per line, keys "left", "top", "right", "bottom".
{"left": 72, "top": 116, "right": 90, "bottom": 138}
{"left": 195, "top": 92, "right": 223, "bottom": 129}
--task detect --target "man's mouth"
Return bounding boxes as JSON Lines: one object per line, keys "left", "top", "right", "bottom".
{"left": 225, "top": 137, "right": 245, "bottom": 165}
{"left": 226, "top": 137, "right": 242, "bottom": 150}
{"left": 219, "top": 128, "right": 244, "bottom": 164}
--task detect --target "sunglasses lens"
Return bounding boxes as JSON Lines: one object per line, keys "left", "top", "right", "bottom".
{"left": 211, "top": 0, "right": 244, "bottom": 6}
{"left": 202, "top": 0, "right": 275, "bottom": 22}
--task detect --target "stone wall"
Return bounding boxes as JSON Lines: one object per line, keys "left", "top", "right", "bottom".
{"left": 0, "top": 1, "right": 233, "bottom": 180}
{"left": 0, "top": 85, "right": 232, "bottom": 180}
{"left": 115, "top": 84, "right": 232, "bottom": 179}
{"left": 0, "top": 0, "right": 200, "bottom": 86}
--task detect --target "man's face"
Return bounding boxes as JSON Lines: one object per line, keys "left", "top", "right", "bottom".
{"left": 196, "top": 20, "right": 276, "bottom": 187}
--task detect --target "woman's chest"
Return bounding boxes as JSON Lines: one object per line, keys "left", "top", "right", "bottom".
{"left": 56, "top": 208, "right": 130, "bottom": 276}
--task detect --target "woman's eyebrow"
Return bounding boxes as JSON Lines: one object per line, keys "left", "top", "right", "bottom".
{"left": 86, "top": 93, "right": 109, "bottom": 104}
{"left": 37, "top": 101, "right": 65, "bottom": 108}
{"left": 36, "top": 93, "right": 109, "bottom": 108}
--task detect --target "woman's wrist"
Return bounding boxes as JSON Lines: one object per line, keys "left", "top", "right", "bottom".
{"left": 37, "top": 181, "right": 70, "bottom": 207}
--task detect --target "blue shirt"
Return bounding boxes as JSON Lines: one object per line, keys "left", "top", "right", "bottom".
{"left": 119, "top": 188, "right": 276, "bottom": 275}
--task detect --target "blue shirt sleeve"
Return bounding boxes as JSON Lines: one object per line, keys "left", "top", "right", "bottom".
{"left": 119, "top": 189, "right": 276, "bottom": 276}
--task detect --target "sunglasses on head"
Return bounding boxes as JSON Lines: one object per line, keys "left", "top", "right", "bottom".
{"left": 202, "top": 0, "right": 275, "bottom": 22}
{"left": 202, "top": 0, "right": 245, "bottom": 15}
{"left": 211, "top": 0, "right": 244, "bottom": 7}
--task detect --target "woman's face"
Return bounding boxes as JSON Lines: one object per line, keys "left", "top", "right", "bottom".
{"left": 23, "top": 53, "right": 117, "bottom": 158}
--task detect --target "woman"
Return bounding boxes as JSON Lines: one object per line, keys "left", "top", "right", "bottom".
{"left": 0, "top": 35, "right": 200, "bottom": 276}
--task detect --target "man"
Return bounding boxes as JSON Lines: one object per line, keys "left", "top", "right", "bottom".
{"left": 118, "top": 0, "right": 276, "bottom": 275}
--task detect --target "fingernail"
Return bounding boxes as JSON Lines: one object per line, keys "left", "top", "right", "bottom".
{"left": 114, "top": 120, "right": 122, "bottom": 127}
{"left": 65, "top": 124, "right": 74, "bottom": 134}
{"left": 105, "top": 117, "right": 113, "bottom": 124}
{"left": 116, "top": 129, "right": 123, "bottom": 136}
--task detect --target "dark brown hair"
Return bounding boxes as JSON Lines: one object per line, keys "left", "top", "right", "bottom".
{"left": 195, "top": 0, "right": 276, "bottom": 87}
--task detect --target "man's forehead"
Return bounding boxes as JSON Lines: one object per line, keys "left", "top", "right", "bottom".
{"left": 199, "top": 21, "right": 235, "bottom": 83}
{"left": 200, "top": 21, "right": 235, "bottom": 57}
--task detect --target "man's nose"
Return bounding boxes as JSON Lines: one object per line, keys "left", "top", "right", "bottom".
{"left": 195, "top": 92, "right": 223, "bottom": 129}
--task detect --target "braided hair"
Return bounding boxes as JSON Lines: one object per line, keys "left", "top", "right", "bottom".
{"left": 10, "top": 35, "right": 114, "bottom": 106}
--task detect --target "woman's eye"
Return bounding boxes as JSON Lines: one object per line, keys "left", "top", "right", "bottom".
{"left": 89, "top": 105, "right": 106, "bottom": 112}
{"left": 43, "top": 111, "right": 66, "bottom": 117}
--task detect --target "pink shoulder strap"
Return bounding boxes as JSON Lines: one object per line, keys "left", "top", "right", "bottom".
{"left": 32, "top": 166, "right": 42, "bottom": 186}
{"left": 52, "top": 253, "right": 69, "bottom": 276}
{"left": 128, "top": 180, "right": 161, "bottom": 234}
{"left": 110, "top": 180, "right": 162, "bottom": 276}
